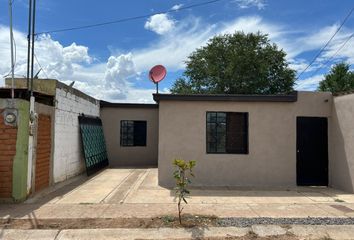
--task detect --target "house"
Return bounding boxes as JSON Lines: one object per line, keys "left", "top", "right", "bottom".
{"left": 102, "top": 91, "right": 354, "bottom": 192}
{"left": 1, "top": 78, "right": 354, "bottom": 203}
{"left": 0, "top": 78, "right": 99, "bottom": 201}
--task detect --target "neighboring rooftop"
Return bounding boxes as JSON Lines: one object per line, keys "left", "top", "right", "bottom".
{"left": 0, "top": 87, "right": 54, "bottom": 106}
{"left": 100, "top": 101, "right": 158, "bottom": 108}
{"left": 4, "top": 78, "right": 97, "bottom": 104}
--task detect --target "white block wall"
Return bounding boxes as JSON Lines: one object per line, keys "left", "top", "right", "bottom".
{"left": 53, "top": 88, "right": 100, "bottom": 183}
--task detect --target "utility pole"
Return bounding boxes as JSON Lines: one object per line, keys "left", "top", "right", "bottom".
{"left": 26, "top": 0, "right": 32, "bottom": 92}
{"left": 26, "top": 0, "right": 37, "bottom": 196}
{"left": 30, "top": 0, "right": 36, "bottom": 96}
{"left": 8, "top": 0, "right": 15, "bottom": 102}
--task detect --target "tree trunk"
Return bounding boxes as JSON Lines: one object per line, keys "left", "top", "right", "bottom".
{"left": 178, "top": 198, "right": 182, "bottom": 224}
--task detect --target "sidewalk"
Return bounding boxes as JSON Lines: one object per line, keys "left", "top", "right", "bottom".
{"left": 2, "top": 202, "right": 354, "bottom": 220}
{"left": 2, "top": 168, "right": 354, "bottom": 239}
{"left": 2, "top": 225, "right": 354, "bottom": 240}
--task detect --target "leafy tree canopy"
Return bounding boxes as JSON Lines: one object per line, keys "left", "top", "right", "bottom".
{"left": 171, "top": 32, "right": 296, "bottom": 94}
{"left": 318, "top": 62, "right": 354, "bottom": 93}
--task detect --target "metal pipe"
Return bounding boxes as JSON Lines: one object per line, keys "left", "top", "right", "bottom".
{"left": 26, "top": 0, "right": 32, "bottom": 92}
{"left": 8, "top": 0, "right": 15, "bottom": 100}
{"left": 30, "top": 0, "right": 36, "bottom": 96}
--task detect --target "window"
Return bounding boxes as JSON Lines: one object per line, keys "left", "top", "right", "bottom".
{"left": 206, "top": 112, "right": 248, "bottom": 154}
{"left": 120, "top": 120, "right": 147, "bottom": 146}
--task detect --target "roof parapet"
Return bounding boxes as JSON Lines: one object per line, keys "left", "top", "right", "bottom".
{"left": 153, "top": 91, "right": 298, "bottom": 102}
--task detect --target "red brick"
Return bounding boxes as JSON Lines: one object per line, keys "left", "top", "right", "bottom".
{"left": 0, "top": 145, "right": 16, "bottom": 151}
{"left": 0, "top": 150, "right": 16, "bottom": 156}
{"left": 34, "top": 114, "right": 52, "bottom": 193}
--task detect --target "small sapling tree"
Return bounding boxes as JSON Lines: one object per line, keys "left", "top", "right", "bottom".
{"left": 173, "top": 159, "right": 196, "bottom": 225}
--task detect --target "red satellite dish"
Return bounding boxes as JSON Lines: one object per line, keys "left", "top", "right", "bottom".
{"left": 149, "top": 65, "right": 166, "bottom": 83}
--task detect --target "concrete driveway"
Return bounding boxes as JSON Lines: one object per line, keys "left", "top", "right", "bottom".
{"left": 26, "top": 168, "right": 354, "bottom": 205}
{"left": 1, "top": 167, "right": 354, "bottom": 220}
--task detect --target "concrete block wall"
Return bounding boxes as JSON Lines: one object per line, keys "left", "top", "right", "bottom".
{"left": 0, "top": 109, "right": 17, "bottom": 199}
{"left": 53, "top": 88, "right": 100, "bottom": 183}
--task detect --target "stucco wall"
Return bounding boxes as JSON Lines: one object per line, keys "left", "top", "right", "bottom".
{"left": 101, "top": 106, "right": 158, "bottom": 167}
{"left": 329, "top": 93, "right": 354, "bottom": 192}
{"left": 158, "top": 91, "right": 332, "bottom": 187}
{"left": 53, "top": 88, "right": 100, "bottom": 183}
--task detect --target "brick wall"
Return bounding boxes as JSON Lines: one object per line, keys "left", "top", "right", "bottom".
{"left": 35, "top": 114, "right": 51, "bottom": 192}
{"left": 0, "top": 110, "right": 17, "bottom": 198}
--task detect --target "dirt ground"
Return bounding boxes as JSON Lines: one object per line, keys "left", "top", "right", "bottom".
{"left": 0, "top": 215, "right": 218, "bottom": 229}
{"left": 0, "top": 216, "right": 315, "bottom": 239}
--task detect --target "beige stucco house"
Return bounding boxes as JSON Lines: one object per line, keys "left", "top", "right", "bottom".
{"left": 101, "top": 91, "right": 354, "bottom": 193}
{"left": 3, "top": 78, "right": 353, "bottom": 203}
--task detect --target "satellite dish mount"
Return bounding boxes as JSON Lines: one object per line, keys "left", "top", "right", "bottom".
{"left": 149, "top": 65, "right": 166, "bottom": 94}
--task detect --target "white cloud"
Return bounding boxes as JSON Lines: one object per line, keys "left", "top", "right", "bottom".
{"left": 0, "top": 25, "right": 159, "bottom": 103}
{"left": 144, "top": 13, "right": 175, "bottom": 35}
{"left": 171, "top": 4, "right": 183, "bottom": 11}
{"left": 103, "top": 54, "right": 136, "bottom": 99}
{"left": 62, "top": 42, "right": 92, "bottom": 63}
{"left": 135, "top": 17, "right": 214, "bottom": 71}
{"left": 234, "top": 0, "right": 266, "bottom": 10}
{"left": 295, "top": 74, "right": 324, "bottom": 90}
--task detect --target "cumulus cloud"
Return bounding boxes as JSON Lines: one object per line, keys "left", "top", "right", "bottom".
{"left": 103, "top": 54, "right": 136, "bottom": 99}
{"left": 0, "top": 25, "right": 159, "bottom": 103}
{"left": 62, "top": 42, "right": 92, "bottom": 63}
{"left": 234, "top": 0, "right": 266, "bottom": 9}
{"left": 144, "top": 13, "right": 175, "bottom": 35}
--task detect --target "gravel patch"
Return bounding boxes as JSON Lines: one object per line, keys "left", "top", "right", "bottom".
{"left": 217, "top": 217, "right": 354, "bottom": 227}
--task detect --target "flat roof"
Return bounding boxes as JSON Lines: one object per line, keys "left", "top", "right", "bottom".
{"left": 153, "top": 91, "right": 298, "bottom": 102}
{"left": 0, "top": 88, "right": 54, "bottom": 106}
{"left": 100, "top": 101, "right": 158, "bottom": 108}
{"left": 5, "top": 78, "right": 98, "bottom": 104}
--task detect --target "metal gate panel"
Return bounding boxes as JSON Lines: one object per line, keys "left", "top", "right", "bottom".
{"left": 78, "top": 115, "right": 109, "bottom": 176}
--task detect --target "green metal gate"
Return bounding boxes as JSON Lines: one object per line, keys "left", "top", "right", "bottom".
{"left": 78, "top": 114, "right": 109, "bottom": 175}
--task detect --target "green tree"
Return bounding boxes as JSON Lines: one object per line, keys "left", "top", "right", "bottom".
{"left": 318, "top": 62, "right": 354, "bottom": 93}
{"left": 171, "top": 32, "right": 296, "bottom": 94}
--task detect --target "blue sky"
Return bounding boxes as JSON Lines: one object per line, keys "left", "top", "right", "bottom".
{"left": 0, "top": 0, "right": 353, "bottom": 102}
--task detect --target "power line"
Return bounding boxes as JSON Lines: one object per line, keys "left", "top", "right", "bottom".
{"left": 309, "top": 32, "right": 354, "bottom": 77}
{"left": 35, "top": 0, "right": 225, "bottom": 35}
{"left": 34, "top": 52, "right": 49, "bottom": 78}
{"left": 296, "top": 6, "right": 354, "bottom": 79}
